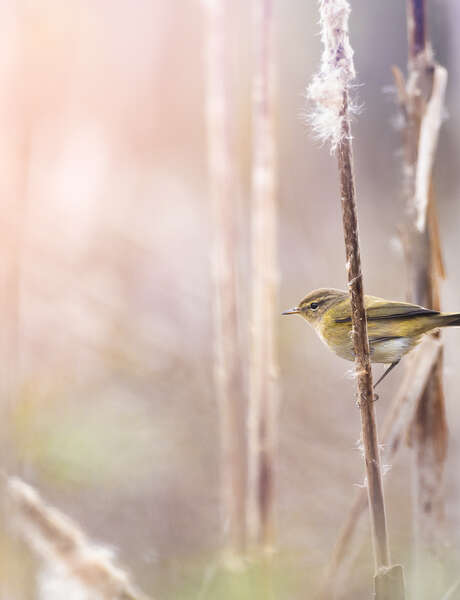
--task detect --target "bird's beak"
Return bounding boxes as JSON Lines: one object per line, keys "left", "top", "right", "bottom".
{"left": 282, "top": 307, "right": 300, "bottom": 315}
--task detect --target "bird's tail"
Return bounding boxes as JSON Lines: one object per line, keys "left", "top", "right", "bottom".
{"left": 439, "top": 313, "right": 460, "bottom": 327}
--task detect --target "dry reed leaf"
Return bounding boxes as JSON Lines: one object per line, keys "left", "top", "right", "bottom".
{"left": 415, "top": 65, "right": 447, "bottom": 232}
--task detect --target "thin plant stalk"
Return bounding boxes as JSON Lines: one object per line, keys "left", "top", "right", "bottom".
{"left": 247, "top": 0, "right": 278, "bottom": 554}
{"left": 338, "top": 85, "right": 406, "bottom": 600}
{"left": 308, "top": 2, "right": 404, "bottom": 596}
{"left": 203, "top": 0, "right": 247, "bottom": 557}
{"left": 320, "top": 2, "right": 448, "bottom": 596}
{"left": 337, "top": 90, "right": 391, "bottom": 573}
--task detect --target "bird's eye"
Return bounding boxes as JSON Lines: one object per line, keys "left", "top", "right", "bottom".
{"left": 310, "top": 302, "right": 319, "bottom": 310}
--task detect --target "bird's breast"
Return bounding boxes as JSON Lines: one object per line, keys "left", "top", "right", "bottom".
{"left": 316, "top": 319, "right": 355, "bottom": 361}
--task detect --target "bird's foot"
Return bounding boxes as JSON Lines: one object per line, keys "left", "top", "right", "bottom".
{"left": 355, "top": 392, "right": 379, "bottom": 408}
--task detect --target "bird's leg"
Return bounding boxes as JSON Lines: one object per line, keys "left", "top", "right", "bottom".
{"left": 373, "top": 360, "right": 401, "bottom": 389}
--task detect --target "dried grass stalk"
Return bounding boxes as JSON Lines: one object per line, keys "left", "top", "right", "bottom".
{"left": 203, "top": 0, "right": 247, "bottom": 556}
{"left": 308, "top": 2, "right": 404, "bottom": 596}
{"left": 337, "top": 95, "right": 393, "bottom": 576}
{"left": 4, "top": 475, "right": 150, "bottom": 600}
{"left": 247, "top": 0, "right": 279, "bottom": 554}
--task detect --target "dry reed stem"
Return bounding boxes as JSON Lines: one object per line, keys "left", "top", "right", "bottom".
{"left": 320, "top": 335, "right": 441, "bottom": 599}
{"left": 247, "top": 0, "right": 278, "bottom": 554}
{"left": 307, "top": 2, "right": 409, "bottom": 596}
{"left": 308, "top": 1, "right": 402, "bottom": 593}
{"left": 203, "top": 0, "right": 247, "bottom": 557}
{"left": 3, "top": 475, "right": 150, "bottom": 600}
{"left": 339, "top": 93, "right": 405, "bottom": 597}
{"left": 399, "top": 2, "right": 448, "bottom": 594}
{"left": 337, "top": 95, "right": 392, "bottom": 574}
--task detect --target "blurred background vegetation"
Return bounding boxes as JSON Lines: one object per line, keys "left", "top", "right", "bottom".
{"left": 1, "top": 1, "right": 460, "bottom": 598}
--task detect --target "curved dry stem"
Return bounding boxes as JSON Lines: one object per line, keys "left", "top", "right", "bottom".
{"left": 3, "top": 475, "right": 150, "bottom": 600}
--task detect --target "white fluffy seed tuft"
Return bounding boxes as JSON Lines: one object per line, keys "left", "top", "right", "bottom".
{"left": 306, "top": 0, "right": 358, "bottom": 152}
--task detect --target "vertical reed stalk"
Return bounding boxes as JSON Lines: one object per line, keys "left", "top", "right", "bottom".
{"left": 320, "top": 2, "right": 449, "bottom": 596}
{"left": 337, "top": 92, "right": 392, "bottom": 576}
{"left": 203, "top": 0, "right": 247, "bottom": 557}
{"left": 394, "top": 1, "right": 448, "bottom": 595}
{"left": 338, "top": 81, "right": 405, "bottom": 600}
{"left": 247, "top": 0, "right": 278, "bottom": 554}
{"left": 308, "top": 2, "right": 404, "bottom": 596}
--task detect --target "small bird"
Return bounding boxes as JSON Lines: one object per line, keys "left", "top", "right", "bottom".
{"left": 282, "top": 288, "right": 460, "bottom": 387}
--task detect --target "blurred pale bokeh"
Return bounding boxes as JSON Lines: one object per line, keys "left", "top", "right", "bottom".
{"left": 1, "top": 1, "right": 460, "bottom": 598}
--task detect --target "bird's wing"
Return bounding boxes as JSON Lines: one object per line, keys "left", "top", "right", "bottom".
{"left": 334, "top": 295, "right": 439, "bottom": 323}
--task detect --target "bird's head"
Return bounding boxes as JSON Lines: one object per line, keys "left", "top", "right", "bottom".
{"left": 282, "top": 288, "right": 346, "bottom": 325}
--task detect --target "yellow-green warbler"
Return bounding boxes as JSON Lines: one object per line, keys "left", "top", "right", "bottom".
{"left": 282, "top": 288, "right": 460, "bottom": 387}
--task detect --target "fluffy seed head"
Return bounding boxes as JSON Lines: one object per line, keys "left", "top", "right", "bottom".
{"left": 307, "top": 0, "right": 357, "bottom": 152}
